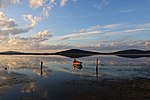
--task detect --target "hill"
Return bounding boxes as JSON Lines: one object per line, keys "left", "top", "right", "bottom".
{"left": 110, "top": 49, "right": 150, "bottom": 58}
{"left": 0, "top": 51, "right": 54, "bottom": 55}
{"left": 55, "top": 49, "right": 103, "bottom": 58}
{"left": 111, "top": 49, "right": 150, "bottom": 54}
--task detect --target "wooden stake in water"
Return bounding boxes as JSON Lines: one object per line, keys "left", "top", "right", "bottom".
{"left": 41, "top": 62, "right": 43, "bottom": 76}
{"left": 96, "top": 58, "right": 98, "bottom": 79}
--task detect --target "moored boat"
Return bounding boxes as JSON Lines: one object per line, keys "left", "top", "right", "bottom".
{"left": 73, "top": 60, "right": 82, "bottom": 65}
{"left": 73, "top": 59, "right": 83, "bottom": 69}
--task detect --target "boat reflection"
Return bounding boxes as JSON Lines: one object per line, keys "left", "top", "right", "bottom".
{"left": 73, "top": 64, "right": 83, "bottom": 69}
{"left": 73, "top": 59, "right": 83, "bottom": 69}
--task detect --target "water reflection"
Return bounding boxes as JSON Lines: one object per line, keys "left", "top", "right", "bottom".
{"left": 0, "top": 55, "right": 149, "bottom": 100}
{"left": 117, "top": 54, "right": 150, "bottom": 58}
{"left": 73, "top": 64, "right": 83, "bottom": 69}
{"left": 73, "top": 58, "right": 83, "bottom": 69}
{"left": 21, "top": 82, "right": 37, "bottom": 93}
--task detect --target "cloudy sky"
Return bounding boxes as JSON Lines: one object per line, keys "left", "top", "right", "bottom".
{"left": 0, "top": 0, "right": 150, "bottom": 52}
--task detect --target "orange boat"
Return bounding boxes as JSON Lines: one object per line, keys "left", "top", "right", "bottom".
{"left": 73, "top": 60, "right": 82, "bottom": 65}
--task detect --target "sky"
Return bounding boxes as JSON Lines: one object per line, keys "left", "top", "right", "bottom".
{"left": 0, "top": 0, "right": 150, "bottom": 52}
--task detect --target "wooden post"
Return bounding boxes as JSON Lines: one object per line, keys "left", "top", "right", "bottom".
{"left": 41, "top": 62, "right": 43, "bottom": 76}
{"left": 96, "top": 58, "right": 98, "bottom": 79}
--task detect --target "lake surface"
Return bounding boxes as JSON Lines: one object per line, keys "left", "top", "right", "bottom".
{"left": 0, "top": 55, "right": 150, "bottom": 100}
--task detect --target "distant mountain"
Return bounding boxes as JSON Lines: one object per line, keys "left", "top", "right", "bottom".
{"left": 0, "top": 51, "right": 23, "bottom": 54}
{"left": 111, "top": 49, "right": 150, "bottom": 58}
{"left": 144, "top": 50, "right": 150, "bottom": 54}
{"left": 111, "top": 49, "right": 150, "bottom": 55}
{"left": 0, "top": 51, "right": 54, "bottom": 55}
{"left": 0, "top": 49, "right": 149, "bottom": 58}
{"left": 55, "top": 49, "right": 103, "bottom": 58}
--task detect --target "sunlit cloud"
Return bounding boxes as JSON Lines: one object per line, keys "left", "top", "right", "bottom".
{"left": 28, "top": 0, "right": 45, "bottom": 9}
{"left": 35, "top": 30, "right": 53, "bottom": 38}
{"left": 60, "top": 30, "right": 103, "bottom": 40}
{"left": 0, "top": 11, "right": 34, "bottom": 37}
{"left": 0, "top": 29, "right": 55, "bottom": 51}
{"left": 0, "top": 11, "right": 18, "bottom": 28}
{"left": 23, "top": 15, "right": 42, "bottom": 28}
{"left": 27, "top": 0, "right": 73, "bottom": 17}
{"left": 58, "top": 23, "right": 150, "bottom": 41}
{"left": 0, "top": 0, "right": 21, "bottom": 8}
{"left": 80, "top": 40, "right": 150, "bottom": 51}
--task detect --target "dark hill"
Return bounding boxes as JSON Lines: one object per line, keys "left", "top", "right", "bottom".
{"left": 111, "top": 49, "right": 147, "bottom": 54}
{"left": 55, "top": 49, "right": 103, "bottom": 58}
{"left": 111, "top": 49, "right": 150, "bottom": 58}
{"left": 0, "top": 51, "right": 24, "bottom": 54}
{"left": 0, "top": 51, "right": 54, "bottom": 55}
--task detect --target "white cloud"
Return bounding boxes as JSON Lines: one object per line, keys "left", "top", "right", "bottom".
{"left": 53, "top": 22, "right": 150, "bottom": 51}
{"left": 58, "top": 23, "right": 125, "bottom": 40}
{"left": 0, "top": 27, "right": 30, "bottom": 35}
{"left": 81, "top": 40, "right": 150, "bottom": 51}
{"left": 0, "top": 11, "right": 43, "bottom": 38}
{"left": 60, "top": 0, "right": 68, "bottom": 6}
{"left": 81, "top": 23, "right": 125, "bottom": 32}
{"left": 42, "top": 3, "right": 54, "bottom": 17}
{"left": 58, "top": 23, "right": 150, "bottom": 41}
{"left": 23, "top": 15, "right": 42, "bottom": 28}
{"left": 50, "top": 0, "right": 55, "bottom": 4}
{"left": 35, "top": 30, "right": 53, "bottom": 38}
{"left": 0, "top": 0, "right": 21, "bottom": 8}
{"left": 11, "top": 0, "right": 21, "bottom": 4}
{"left": 60, "top": 30, "right": 103, "bottom": 40}
{"left": 0, "top": 11, "right": 18, "bottom": 28}
{"left": 28, "top": 0, "right": 45, "bottom": 9}
{"left": 0, "top": 11, "right": 32, "bottom": 37}
{"left": 0, "top": 29, "right": 54, "bottom": 50}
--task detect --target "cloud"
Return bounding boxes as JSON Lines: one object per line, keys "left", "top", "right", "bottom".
{"left": 80, "top": 23, "right": 125, "bottom": 32}
{"left": 120, "top": 8, "right": 135, "bottom": 13}
{"left": 35, "top": 30, "right": 53, "bottom": 38}
{"left": 94, "top": 0, "right": 110, "bottom": 10}
{"left": 54, "top": 22, "right": 150, "bottom": 51}
{"left": 60, "top": 30, "right": 103, "bottom": 40}
{"left": 42, "top": 3, "right": 55, "bottom": 17}
{"left": 28, "top": 0, "right": 45, "bottom": 9}
{"left": 0, "top": 0, "right": 75, "bottom": 17}
{"left": 58, "top": 23, "right": 150, "bottom": 41}
{"left": 0, "top": 11, "right": 42, "bottom": 38}
{"left": 0, "top": 0, "right": 21, "bottom": 8}
{"left": 23, "top": 15, "right": 42, "bottom": 28}
{"left": 27, "top": 0, "right": 68, "bottom": 17}
{"left": 0, "top": 11, "right": 18, "bottom": 28}
{"left": 80, "top": 40, "right": 150, "bottom": 51}
{"left": 0, "top": 30, "right": 54, "bottom": 50}
{"left": 58, "top": 23, "right": 125, "bottom": 40}
{"left": 60, "top": 0, "right": 68, "bottom": 6}
{"left": 0, "top": 11, "right": 31, "bottom": 36}
{"left": 0, "top": 27, "right": 30, "bottom": 35}
{"left": 50, "top": 0, "right": 55, "bottom": 4}
{"left": 11, "top": 0, "right": 21, "bottom": 4}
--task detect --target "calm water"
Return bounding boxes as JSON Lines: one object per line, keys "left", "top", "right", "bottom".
{"left": 0, "top": 55, "right": 150, "bottom": 100}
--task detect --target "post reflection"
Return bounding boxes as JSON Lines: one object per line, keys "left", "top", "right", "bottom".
{"left": 41, "top": 62, "right": 43, "bottom": 76}
{"left": 96, "top": 58, "right": 99, "bottom": 80}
